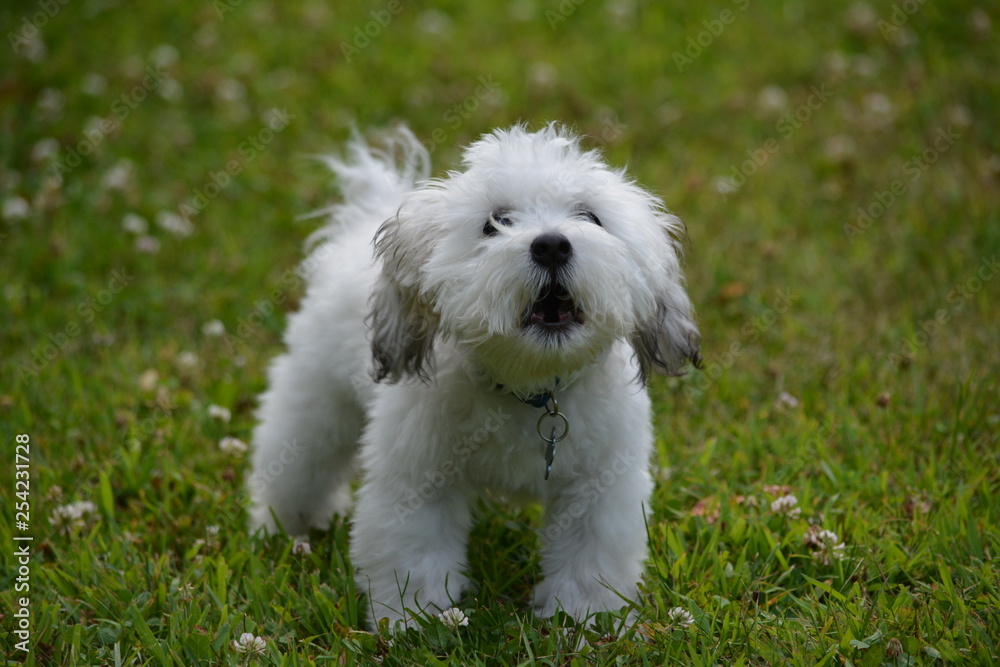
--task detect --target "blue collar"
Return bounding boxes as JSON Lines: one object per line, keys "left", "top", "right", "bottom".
{"left": 495, "top": 377, "right": 560, "bottom": 409}
{"left": 520, "top": 390, "right": 554, "bottom": 409}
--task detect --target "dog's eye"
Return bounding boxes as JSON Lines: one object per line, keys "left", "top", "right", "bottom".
{"left": 483, "top": 209, "right": 513, "bottom": 237}
{"left": 578, "top": 210, "right": 602, "bottom": 227}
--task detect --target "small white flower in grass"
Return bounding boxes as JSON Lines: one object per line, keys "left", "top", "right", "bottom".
{"left": 31, "top": 138, "right": 60, "bottom": 163}
{"left": 711, "top": 175, "right": 740, "bottom": 195}
{"left": 824, "top": 134, "right": 858, "bottom": 165}
{"left": 774, "top": 391, "right": 799, "bottom": 410}
{"left": 135, "top": 235, "right": 161, "bottom": 254}
{"left": 158, "top": 78, "right": 184, "bottom": 103}
{"left": 771, "top": 494, "right": 802, "bottom": 518}
{"left": 2, "top": 196, "right": 31, "bottom": 220}
{"left": 231, "top": 632, "right": 266, "bottom": 655}
{"left": 292, "top": 536, "right": 311, "bottom": 556}
{"left": 756, "top": 85, "right": 788, "bottom": 114}
{"left": 122, "top": 213, "right": 149, "bottom": 235}
{"left": 202, "top": 319, "right": 226, "bottom": 337}
{"left": 150, "top": 44, "right": 179, "bottom": 68}
{"left": 81, "top": 72, "right": 107, "bottom": 96}
{"left": 38, "top": 88, "right": 65, "bottom": 117}
{"left": 177, "top": 351, "right": 199, "bottom": 370}
{"left": 804, "top": 526, "right": 846, "bottom": 566}
{"left": 157, "top": 210, "right": 194, "bottom": 238}
{"left": 844, "top": 2, "right": 878, "bottom": 34}
{"left": 102, "top": 160, "right": 134, "bottom": 191}
{"left": 50, "top": 500, "right": 98, "bottom": 534}
{"left": 18, "top": 33, "right": 47, "bottom": 62}
{"left": 208, "top": 404, "right": 231, "bottom": 423}
{"left": 219, "top": 436, "right": 248, "bottom": 455}
{"left": 138, "top": 368, "right": 159, "bottom": 392}
{"left": 215, "top": 77, "right": 247, "bottom": 103}
{"left": 667, "top": 607, "right": 694, "bottom": 628}
{"left": 177, "top": 582, "right": 196, "bottom": 601}
{"left": 438, "top": 607, "right": 469, "bottom": 629}
{"left": 969, "top": 8, "right": 991, "bottom": 36}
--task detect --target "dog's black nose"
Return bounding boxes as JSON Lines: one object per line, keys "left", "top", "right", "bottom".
{"left": 530, "top": 233, "right": 573, "bottom": 269}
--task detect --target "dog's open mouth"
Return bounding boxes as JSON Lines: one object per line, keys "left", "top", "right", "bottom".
{"left": 523, "top": 281, "right": 583, "bottom": 333}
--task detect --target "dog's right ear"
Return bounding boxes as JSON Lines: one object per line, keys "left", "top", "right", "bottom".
{"left": 369, "top": 211, "right": 440, "bottom": 383}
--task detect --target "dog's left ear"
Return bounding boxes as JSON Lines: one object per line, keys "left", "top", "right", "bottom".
{"left": 630, "top": 224, "right": 702, "bottom": 382}
{"left": 369, "top": 209, "right": 440, "bottom": 383}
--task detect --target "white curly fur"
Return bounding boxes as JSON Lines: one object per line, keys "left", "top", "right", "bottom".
{"left": 248, "top": 124, "right": 700, "bottom": 629}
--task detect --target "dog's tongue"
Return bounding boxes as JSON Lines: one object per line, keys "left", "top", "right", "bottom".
{"left": 532, "top": 302, "right": 572, "bottom": 325}
{"left": 532, "top": 286, "right": 573, "bottom": 325}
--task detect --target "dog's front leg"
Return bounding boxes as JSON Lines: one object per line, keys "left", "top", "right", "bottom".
{"left": 350, "top": 459, "right": 473, "bottom": 630}
{"left": 533, "top": 456, "right": 653, "bottom": 623}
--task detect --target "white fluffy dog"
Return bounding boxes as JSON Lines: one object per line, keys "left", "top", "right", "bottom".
{"left": 248, "top": 124, "right": 701, "bottom": 629}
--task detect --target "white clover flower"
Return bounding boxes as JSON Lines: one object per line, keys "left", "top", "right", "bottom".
{"left": 824, "top": 134, "right": 858, "bottom": 165}
{"left": 774, "top": 391, "right": 799, "bottom": 409}
{"left": 844, "top": 2, "right": 878, "bottom": 33}
{"left": 150, "top": 43, "right": 179, "bottom": 68}
{"left": 176, "top": 351, "right": 199, "bottom": 370}
{"left": 711, "top": 175, "right": 740, "bottom": 195}
{"left": 122, "top": 213, "right": 149, "bottom": 235}
{"left": 219, "top": 436, "right": 248, "bottom": 455}
{"left": 102, "top": 160, "right": 134, "bottom": 191}
{"left": 756, "top": 85, "right": 788, "bottom": 114}
{"left": 2, "top": 196, "right": 31, "bottom": 220}
{"left": 292, "top": 536, "right": 312, "bottom": 556}
{"left": 138, "top": 368, "right": 159, "bottom": 392}
{"left": 208, "top": 404, "right": 232, "bottom": 423}
{"left": 156, "top": 210, "right": 194, "bottom": 237}
{"left": 81, "top": 72, "right": 107, "bottom": 96}
{"left": 667, "top": 607, "right": 694, "bottom": 628}
{"left": 231, "top": 632, "right": 266, "bottom": 654}
{"left": 31, "top": 137, "right": 60, "bottom": 163}
{"left": 50, "top": 500, "right": 98, "bottom": 534}
{"left": 438, "top": 607, "right": 469, "bottom": 629}
{"left": 215, "top": 77, "right": 247, "bottom": 103}
{"left": 771, "top": 494, "right": 802, "bottom": 518}
{"left": 202, "top": 319, "right": 226, "bottom": 337}
{"left": 135, "top": 235, "right": 161, "bottom": 254}
{"left": 805, "top": 527, "right": 846, "bottom": 566}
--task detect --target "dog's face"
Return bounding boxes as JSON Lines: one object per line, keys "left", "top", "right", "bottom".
{"left": 371, "top": 125, "right": 700, "bottom": 393}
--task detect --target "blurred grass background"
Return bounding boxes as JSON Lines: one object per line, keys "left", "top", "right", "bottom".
{"left": 1, "top": 0, "right": 998, "bottom": 664}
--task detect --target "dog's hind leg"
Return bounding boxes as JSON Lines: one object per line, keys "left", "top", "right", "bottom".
{"left": 247, "top": 347, "right": 366, "bottom": 535}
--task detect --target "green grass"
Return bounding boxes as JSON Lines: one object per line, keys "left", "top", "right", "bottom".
{"left": 2, "top": 0, "right": 998, "bottom": 664}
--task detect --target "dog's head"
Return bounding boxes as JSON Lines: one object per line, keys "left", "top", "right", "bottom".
{"left": 371, "top": 124, "right": 700, "bottom": 392}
